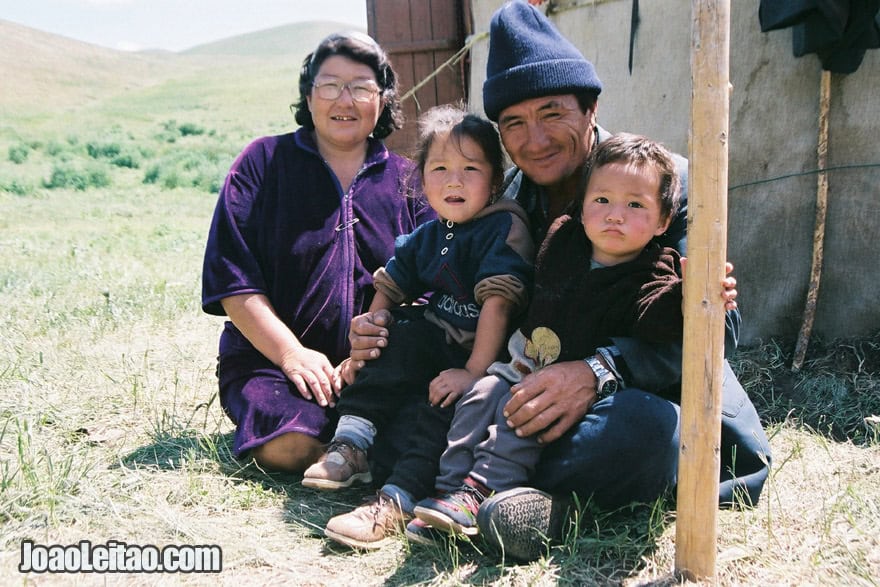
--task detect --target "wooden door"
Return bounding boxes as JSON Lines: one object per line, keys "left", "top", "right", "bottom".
{"left": 367, "top": 0, "right": 470, "bottom": 155}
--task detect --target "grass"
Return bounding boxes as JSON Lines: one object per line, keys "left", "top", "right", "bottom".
{"left": 2, "top": 21, "right": 879, "bottom": 587}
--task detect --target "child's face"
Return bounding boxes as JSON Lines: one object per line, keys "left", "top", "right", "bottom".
{"left": 422, "top": 132, "right": 494, "bottom": 224}
{"left": 580, "top": 161, "right": 672, "bottom": 266}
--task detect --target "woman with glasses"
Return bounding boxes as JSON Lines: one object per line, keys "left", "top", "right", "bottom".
{"left": 202, "top": 31, "right": 434, "bottom": 473}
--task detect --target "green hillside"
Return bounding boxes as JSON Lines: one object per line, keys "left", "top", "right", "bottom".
{"left": 0, "top": 19, "right": 172, "bottom": 117}
{"left": 0, "top": 19, "right": 365, "bottom": 133}
{"left": 0, "top": 19, "right": 364, "bottom": 201}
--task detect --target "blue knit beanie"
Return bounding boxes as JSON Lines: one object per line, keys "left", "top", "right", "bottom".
{"left": 483, "top": 1, "right": 603, "bottom": 122}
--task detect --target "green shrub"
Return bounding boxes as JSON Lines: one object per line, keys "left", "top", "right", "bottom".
{"left": 143, "top": 164, "right": 160, "bottom": 185}
{"left": 111, "top": 152, "right": 140, "bottom": 169}
{"left": 156, "top": 120, "right": 179, "bottom": 143}
{"left": 142, "top": 148, "right": 230, "bottom": 193}
{"left": 161, "top": 170, "right": 182, "bottom": 190}
{"left": 44, "top": 163, "right": 111, "bottom": 191}
{"left": 45, "top": 165, "right": 85, "bottom": 190}
{"left": 46, "top": 140, "right": 68, "bottom": 157}
{"left": 86, "top": 141, "right": 122, "bottom": 159}
{"left": 1, "top": 178, "right": 34, "bottom": 196}
{"left": 178, "top": 122, "right": 206, "bottom": 136}
{"left": 87, "top": 167, "right": 112, "bottom": 189}
{"left": 8, "top": 144, "right": 30, "bottom": 164}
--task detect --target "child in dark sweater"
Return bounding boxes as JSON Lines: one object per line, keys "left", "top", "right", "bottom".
{"left": 302, "top": 105, "right": 534, "bottom": 548}
{"left": 411, "top": 133, "right": 685, "bottom": 539}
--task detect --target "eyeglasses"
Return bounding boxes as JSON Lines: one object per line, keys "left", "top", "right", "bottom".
{"left": 312, "top": 78, "right": 381, "bottom": 103}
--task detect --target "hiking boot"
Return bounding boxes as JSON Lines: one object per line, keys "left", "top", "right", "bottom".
{"left": 476, "top": 487, "right": 573, "bottom": 562}
{"left": 413, "top": 477, "right": 491, "bottom": 536}
{"left": 324, "top": 492, "right": 409, "bottom": 550}
{"left": 404, "top": 517, "right": 447, "bottom": 547}
{"left": 302, "top": 439, "right": 371, "bottom": 490}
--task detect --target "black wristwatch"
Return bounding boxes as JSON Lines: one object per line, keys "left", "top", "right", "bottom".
{"left": 585, "top": 356, "right": 620, "bottom": 399}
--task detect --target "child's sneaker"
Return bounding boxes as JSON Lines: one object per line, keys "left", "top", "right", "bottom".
{"left": 302, "top": 439, "right": 371, "bottom": 490}
{"left": 413, "top": 477, "right": 491, "bottom": 536}
{"left": 404, "top": 518, "right": 447, "bottom": 547}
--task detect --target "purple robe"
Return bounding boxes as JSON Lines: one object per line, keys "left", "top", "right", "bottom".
{"left": 202, "top": 129, "right": 434, "bottom": 454}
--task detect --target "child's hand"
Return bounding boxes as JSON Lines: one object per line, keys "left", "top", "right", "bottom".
{"left": 680, "top": 258, "right": 738, "bottom": 312}
{"left": 429, "top": 368, "right": 478, "bottom": 408}
{"left": 333, "top": 357, "right": 356, "bottom": 389}
{"left": 721, "top": 262, "right": 738, "bottom": 311}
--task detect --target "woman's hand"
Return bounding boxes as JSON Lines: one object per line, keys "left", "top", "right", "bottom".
{"left": 279, "top": 346, "right": 338, "bottom": 407}
{"left": 220, "top": 293, "right": 343, "bottom": 407}
{"left": 429, "top": 368, "right": 477, "bottom": 408}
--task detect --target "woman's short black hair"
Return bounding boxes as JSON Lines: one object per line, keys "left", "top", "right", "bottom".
{"left": 292, "top": 31, "right": 403, "bottom": 140}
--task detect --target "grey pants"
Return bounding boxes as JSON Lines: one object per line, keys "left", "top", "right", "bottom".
{"left": 435, "top": 374, "right": 542, "bottom": 493}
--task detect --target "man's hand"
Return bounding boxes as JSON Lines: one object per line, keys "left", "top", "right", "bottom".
{"left": 504, "top": 360, "right": 596, "bottom": 444}
{"left": 348, "top": 309, "right": 394, "bottom": 372}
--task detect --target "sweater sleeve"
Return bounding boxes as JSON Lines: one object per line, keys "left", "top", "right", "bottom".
{"left": 473, "top": 212, "right": 535, "bottom": 312}
{"left": 630, "top": 249, "right": 684, "bottom": 344}
{"left": 380, "top": 226, "right": 431, "bottom": 302}
{"left": 201, "top": 142, "right": 268, "bottom": 315}
{"left": 372, "top": 266, "right": 408, "bottom": 304}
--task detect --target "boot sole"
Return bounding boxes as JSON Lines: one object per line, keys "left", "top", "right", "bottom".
{"left": 405, "top": 525, "right": 445, "bottom": 547}
{"left": 413, "top": 505, "right": 479, "bottom": 536}
{"left": 301, "top": 471, "right": 372, "bottom": 490}
{"left": 324, "top": 527, "right": 394, "bottom": 550}
{"left": 476, "top": 487, "right": 572, "bottom": 561}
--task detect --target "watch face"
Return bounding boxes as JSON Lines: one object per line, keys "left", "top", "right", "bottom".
{"left": 599, "top": 376, "right": 618, "bottom": 396}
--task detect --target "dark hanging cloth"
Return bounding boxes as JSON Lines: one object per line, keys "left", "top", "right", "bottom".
{"left": 628, "top": 0, "right": 640, "bottom": 74}
{"left": 759, "top": 0, "right": 880, "bottom": 73}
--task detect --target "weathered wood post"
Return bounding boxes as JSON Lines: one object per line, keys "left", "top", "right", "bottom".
{"left": 792, "top": 69, "right": 832, "bottom": 372}
{"left": 675, "top": 0, "right": 730, "bottom": 580}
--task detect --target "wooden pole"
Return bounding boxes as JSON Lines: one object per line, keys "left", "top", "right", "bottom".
{"left": 675, "top": 0, "right": 730, "bottom": 580}
{"left": 791, "top": 69, "right": 831, "bottom": 372}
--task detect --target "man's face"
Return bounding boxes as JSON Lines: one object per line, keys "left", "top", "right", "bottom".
{"left": 497, "top": 94, "right": 596, "bottom": 188}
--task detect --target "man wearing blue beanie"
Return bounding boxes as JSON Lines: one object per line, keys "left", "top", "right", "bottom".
{"left": 481, "top": 0, "right": 602, "bottom": 123}
{"left": 472, "top": 0, "right": 772, "bottom": 562}
{"left": 343, "top": 0, "right": 770, "bottom": 559}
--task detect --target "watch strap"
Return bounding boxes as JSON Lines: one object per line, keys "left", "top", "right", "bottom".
{"left": 584, "top": 356, "right": 620, "bottom": 398}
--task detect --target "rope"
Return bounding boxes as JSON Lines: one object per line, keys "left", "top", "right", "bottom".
{"left": 728, "top": 163, "right": 880, "bottom": 192}
{"left": 399, "top": 31, "right": 488, "bottom": 105}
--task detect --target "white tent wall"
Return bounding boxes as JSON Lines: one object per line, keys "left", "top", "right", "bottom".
{"left": 468, "top": 0, "right": 880, "bottom": 345}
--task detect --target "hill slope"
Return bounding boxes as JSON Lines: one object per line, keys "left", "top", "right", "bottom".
{"left": 0, "top": 19, "right": 363, "bottom": 118}
{"left": 182, "top": 21, "right": 355, "bottom": 57}
{"left": 0, "top": 19, "right": 172, "bottom": 114}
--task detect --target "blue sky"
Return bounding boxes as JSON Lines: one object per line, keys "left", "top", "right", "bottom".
{"left": 0, "top": 0, "right": 367, "bottom": 51}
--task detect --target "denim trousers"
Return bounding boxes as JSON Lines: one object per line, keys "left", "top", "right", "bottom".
{"left": 535, "top": 361, "right": 771, "bottom": 508}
